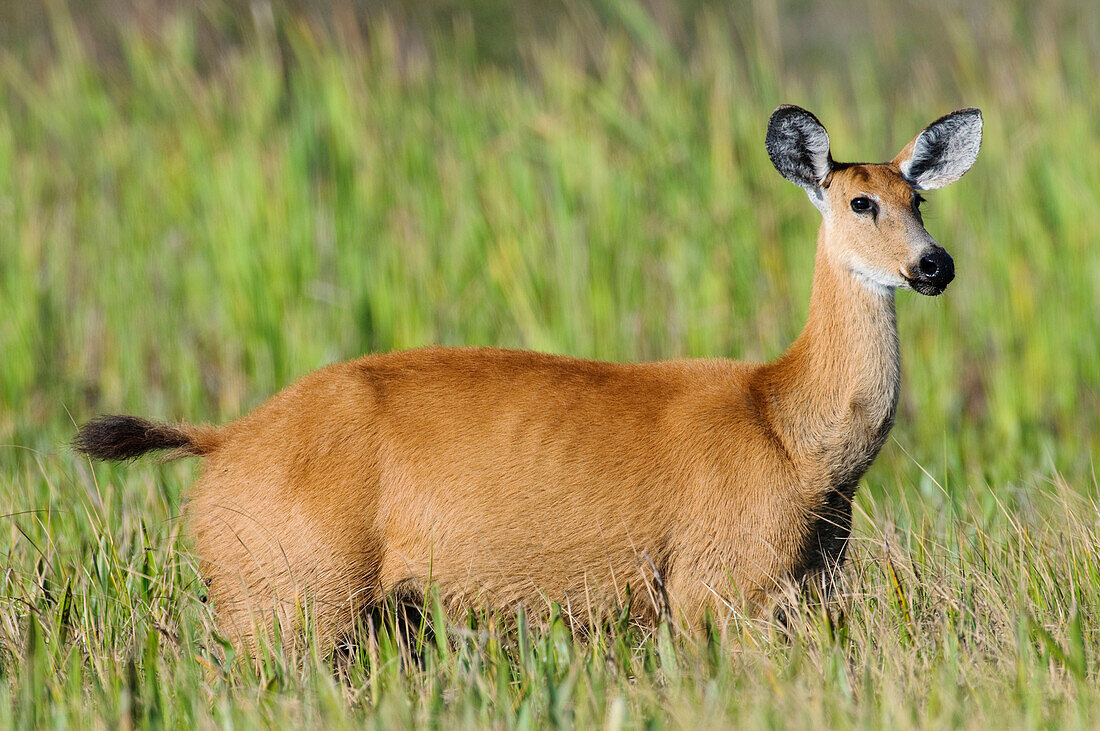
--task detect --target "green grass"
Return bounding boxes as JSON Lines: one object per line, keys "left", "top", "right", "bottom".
{"left": 1, "top": 1, "right": 1098, "bottom": 726}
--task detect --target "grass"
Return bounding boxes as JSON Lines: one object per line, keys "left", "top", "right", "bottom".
{"left": 1, "top": 0, "right": 1098, "bottom": 726}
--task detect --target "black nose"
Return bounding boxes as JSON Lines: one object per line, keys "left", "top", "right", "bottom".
{"left": 911, "top": 247, "right": 954, "bottom": 293}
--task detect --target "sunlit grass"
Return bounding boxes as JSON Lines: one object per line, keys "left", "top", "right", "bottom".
{"left": 1, "top": 1, "right": 1098, "bottom": 726}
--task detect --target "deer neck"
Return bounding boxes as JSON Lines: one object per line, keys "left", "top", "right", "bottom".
{"left": 758, "top": 225, "right": 901, "bottom": 494}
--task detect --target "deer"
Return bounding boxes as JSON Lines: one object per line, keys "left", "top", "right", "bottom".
{"left": 74, "top": 105, "right": 982, "bottom": 652}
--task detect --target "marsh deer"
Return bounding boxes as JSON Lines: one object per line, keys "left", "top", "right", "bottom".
{"left": 75, "top": 106, "right": 982, "bottom": 649}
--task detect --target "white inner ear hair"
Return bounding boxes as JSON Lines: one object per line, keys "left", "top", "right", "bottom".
{"left": 901, "top": 112, "right": 982, "bottom": 190}
{"left": 807, "top": 186, "right": 829, "bottom": 214}
{"left": 803, "top": 128, "right": 831, "bottom": 186}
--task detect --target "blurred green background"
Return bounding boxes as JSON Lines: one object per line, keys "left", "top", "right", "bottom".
{"left": 1, "top": 1, "right": 1099, "bottom": 726}
{"left": 2, "top": 0, "right": 1096, "bottom": 493}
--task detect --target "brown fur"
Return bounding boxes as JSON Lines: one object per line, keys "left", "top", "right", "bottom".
{"left": 76, "top": 115, "right": 972, "bottom": 652}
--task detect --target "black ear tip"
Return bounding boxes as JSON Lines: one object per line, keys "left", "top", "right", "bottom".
{"left": 766, "top": 106, "right": 829, "bottom": 147}
{"left": 922, "top": 107, "right": 983, "bottom": 141}
{"left": 767, "top": 106, "right": 789, "bottom": 130}
{"left": 956, "top": 109, "right": 983, "bottom": 138}
{"left": 947, "top": 107, "right": 982, "bottom": 123}
{"left": 770, "top": 104, "right": 804, "bottom": 116}
{"left": 768, "top": 104, "right": 820, "bottom": 125}
{"left": 955, "top": 107, "right": 983, "bottom": 123}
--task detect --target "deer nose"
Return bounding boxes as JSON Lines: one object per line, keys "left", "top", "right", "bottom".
{"left": 908, "top": 246, "right": 955, "bottom": 295}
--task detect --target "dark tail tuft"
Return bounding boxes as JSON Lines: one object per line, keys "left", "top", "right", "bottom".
{"left": 73, "top": 415, "right": 219, "bottom": 461}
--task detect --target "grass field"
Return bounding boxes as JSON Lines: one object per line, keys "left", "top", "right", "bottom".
{"left": 1, "top": 0, "right": 1099, "bottom": 726}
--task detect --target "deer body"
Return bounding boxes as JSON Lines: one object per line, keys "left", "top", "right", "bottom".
{"left": 74, "top": 106, "right": 982, "bottom": 649}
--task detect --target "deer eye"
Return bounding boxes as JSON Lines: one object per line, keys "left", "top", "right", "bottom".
{"left": 850, "top": 197, "right": 876, "bottom": 214}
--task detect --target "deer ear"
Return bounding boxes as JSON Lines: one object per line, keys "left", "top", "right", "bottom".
{"left": 766, "top": 106, "right": 832, "bottom": 190}
{"left": 894, "top": 108, "right": 982, "bottom": 190}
